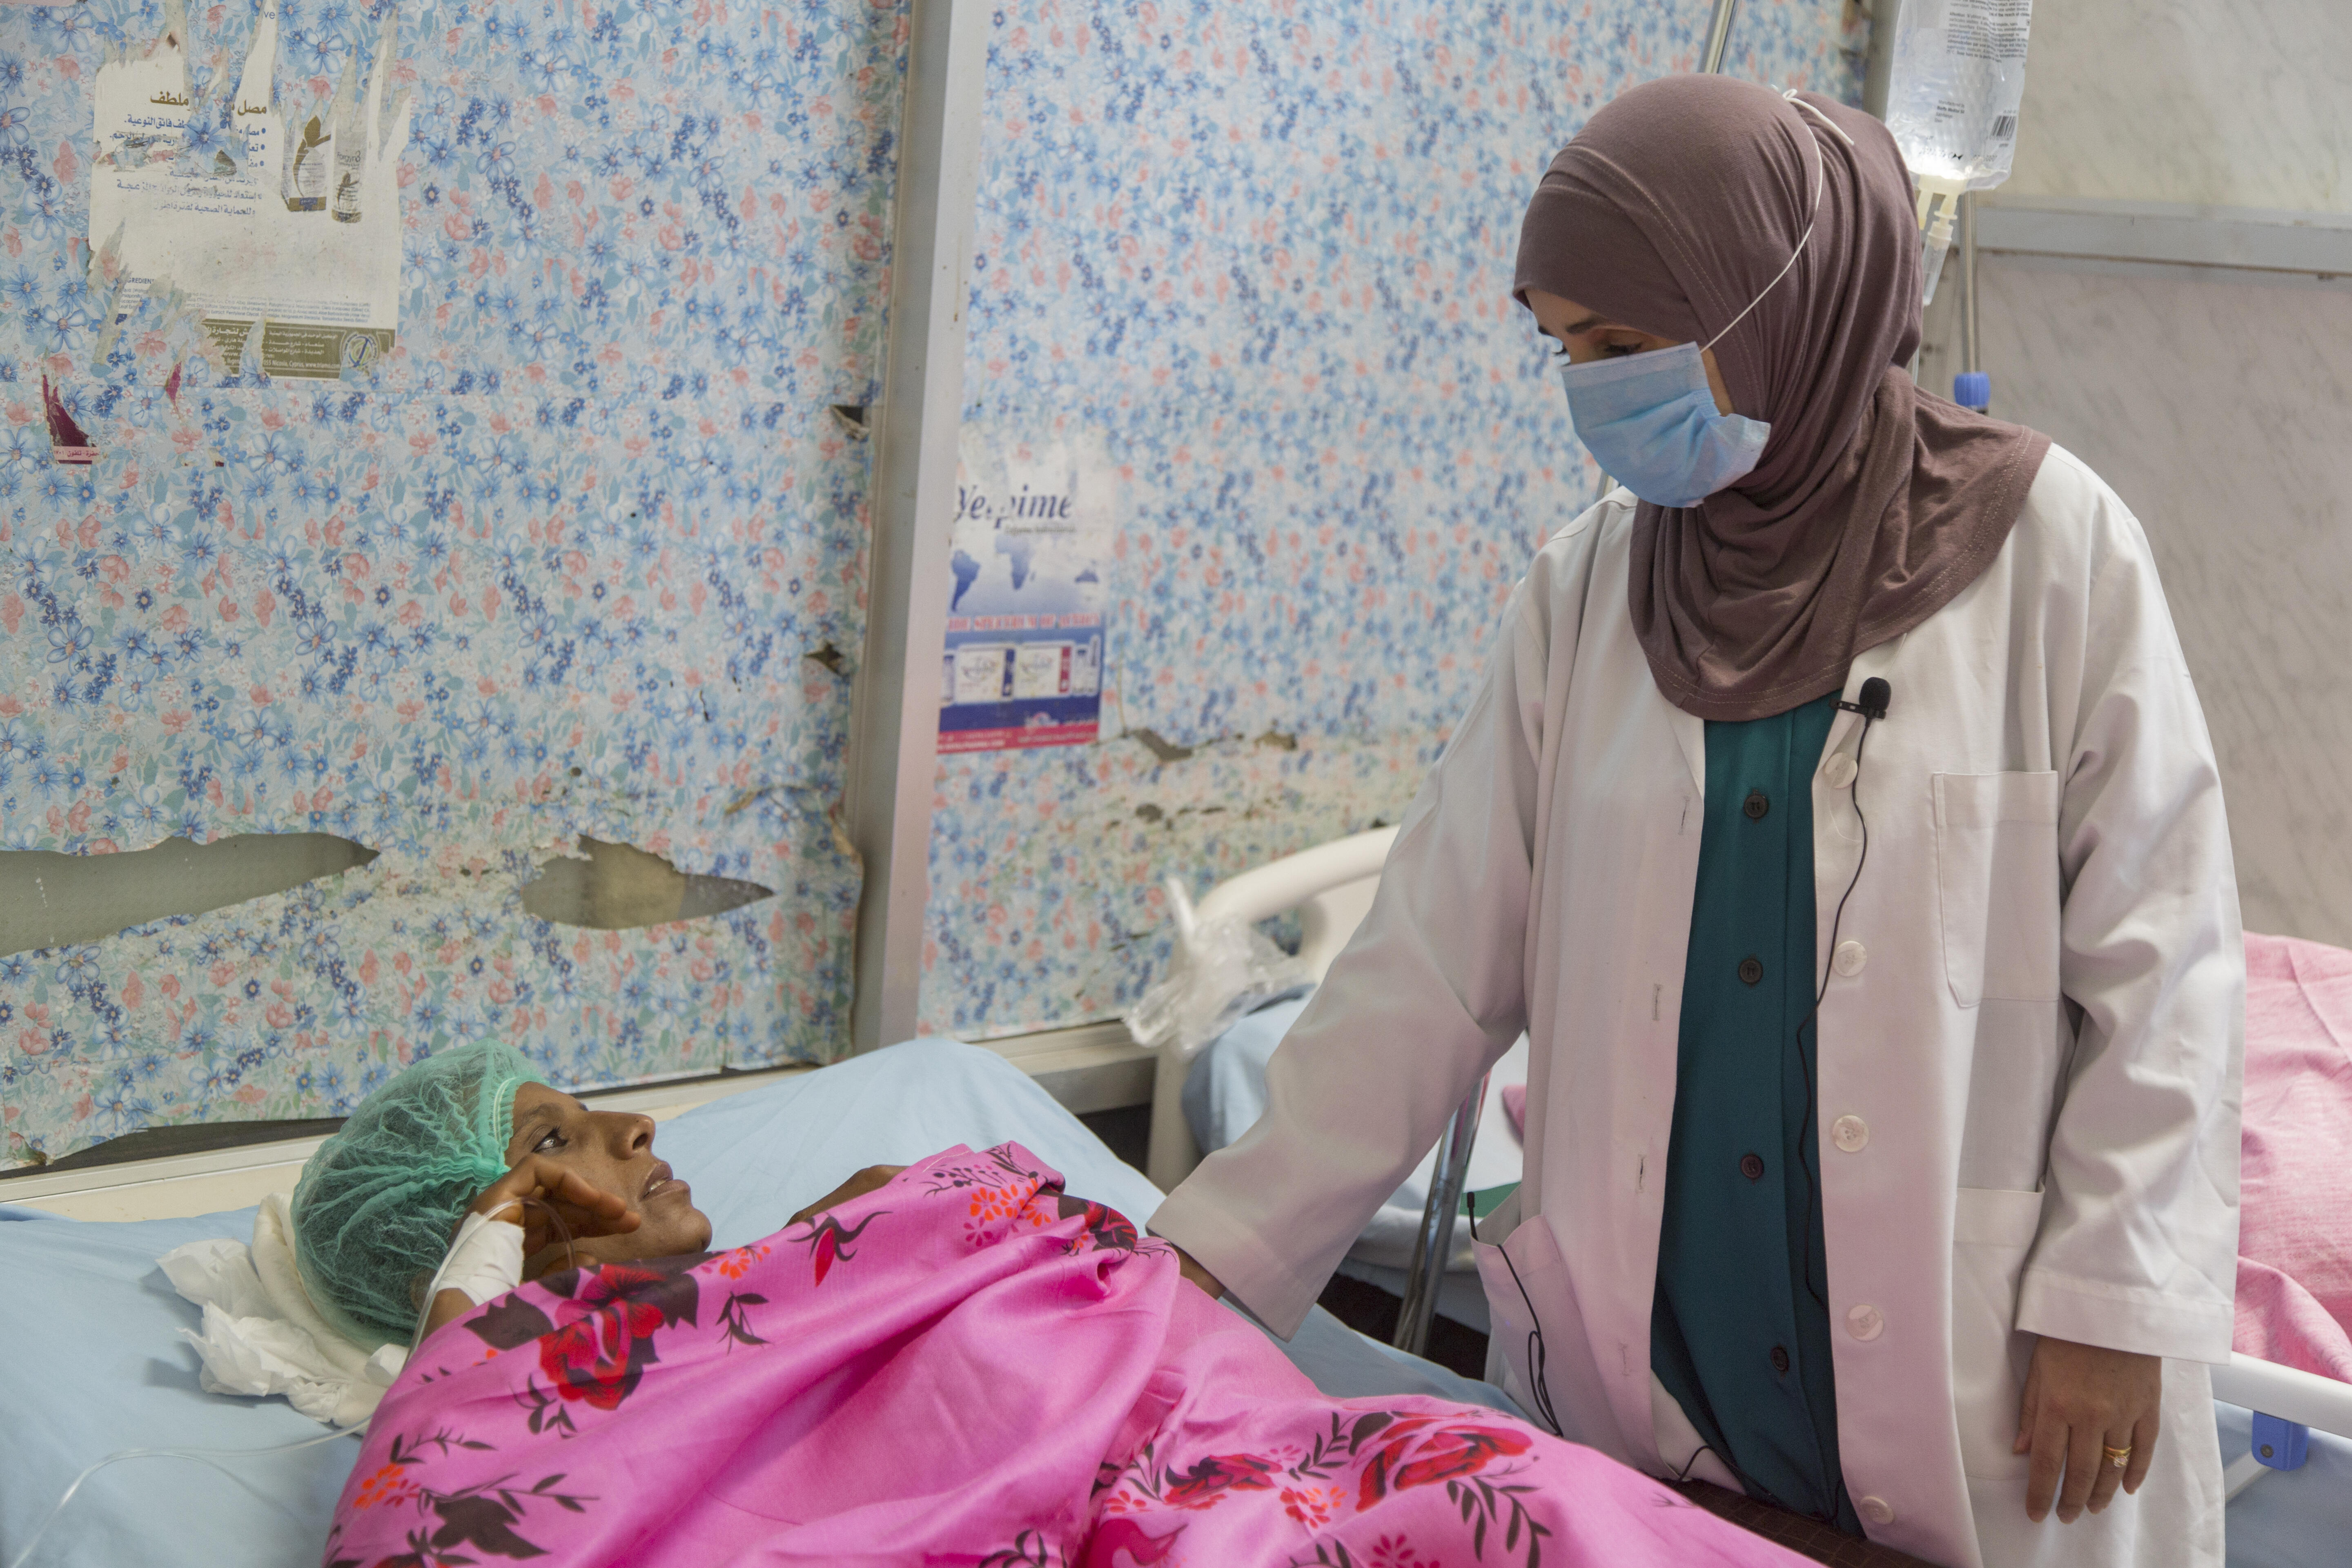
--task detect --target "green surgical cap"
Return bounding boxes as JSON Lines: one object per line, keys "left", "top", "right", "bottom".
{"left": 291, "top": 1040, "right": 546, "bottom": 1349}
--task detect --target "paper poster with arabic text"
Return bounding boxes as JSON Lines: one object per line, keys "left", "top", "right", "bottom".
{"left": 89, "top": 0, "right": 411, "bottom": 378}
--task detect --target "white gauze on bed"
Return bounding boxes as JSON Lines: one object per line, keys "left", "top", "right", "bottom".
{"left": 158, "top": 1192, "right": 406, "bottom": 1427}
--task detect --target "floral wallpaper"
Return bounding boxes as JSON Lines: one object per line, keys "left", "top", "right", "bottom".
{"left": 920, "top": 0, "right": 1869, "bottom": 1038}
{"left": 0, "top": 0, "right": 905, "bottom": 1165}
{"left": 0, "top": 0, "right": 1871, "bottom": 1160}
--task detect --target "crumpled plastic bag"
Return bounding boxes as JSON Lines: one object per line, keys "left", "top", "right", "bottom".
{"left": 1125, "top": 880, "right": 1314, "bottom": 1061}
{"left": 158, "top": 1192, "right": 406, "bottom": 1427}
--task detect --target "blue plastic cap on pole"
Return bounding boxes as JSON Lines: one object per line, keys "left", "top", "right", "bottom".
{"left": 1953, "top": 371, "right": 1991, "bottom": 412}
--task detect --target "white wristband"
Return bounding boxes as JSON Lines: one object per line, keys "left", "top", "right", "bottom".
{"left": 423, "top": 1209, "right": 526, "bottom": 1313}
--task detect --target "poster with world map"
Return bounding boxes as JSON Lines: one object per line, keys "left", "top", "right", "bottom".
{"left": 938, "top": 436, "right": 1109, "bottom": 754}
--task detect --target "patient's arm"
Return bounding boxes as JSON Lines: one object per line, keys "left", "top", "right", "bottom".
{"left": 420, "top": 1157, "right": 637, "bottom": 1341}
{"left": 1171, "top": 1246, "right": 1225, "bottom": 1301}
{"left": 790, "top": 1165, "right": 907, "bottom": 1226}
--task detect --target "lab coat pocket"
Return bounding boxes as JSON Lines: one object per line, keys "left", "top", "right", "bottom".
{"left": 1950, "top": 1185, "right": 2045, "bottom": 1481}
{"left": 1933, "top": 771, "right": 2062, "bottom": 1007}
{"left": 1470, "top": 1200, "right": 1630, "bottom": 1466}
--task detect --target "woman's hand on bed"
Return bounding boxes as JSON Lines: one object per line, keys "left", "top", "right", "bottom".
{"left": 1170, "top": 1246, "right": 1225, "bottom": 1302}
{"left": 2012, "top": 1334, "right": 2162, "bottom": 1523}
{"left": 789, "top": 1165, "right": 908, "bottom": 1227}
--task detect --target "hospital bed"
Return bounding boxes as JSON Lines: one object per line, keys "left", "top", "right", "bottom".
{"left": 1145, "top": 830, "right": 2352, "bottom": 1568}
{"left": 0, "top": 1038, "right": 1510, "bottom": 1568}
{"left": 1144, "top": 825, "right": 1527, "bottom": 1341}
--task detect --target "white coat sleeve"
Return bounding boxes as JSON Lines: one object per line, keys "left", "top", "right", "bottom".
{"left": 2020, "top": 476, "right": 2244, "bottom": 1363}
{"left": 1147, "top": 547, "right": 1565, "bottom": 1338}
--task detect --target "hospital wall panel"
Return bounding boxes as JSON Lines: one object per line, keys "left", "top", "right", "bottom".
{"left": 1922, "top": 259, "right": 2352, "bottom": 950}
{"left": 918, "top": 0, "right": 1868, "bottom": 1039}
{"left": 1918, "top": 0, "right": 2352, "bottom": 950}
{"left": 0, "top": 0, "right": 904, "bottom": 1165}
{"left": 2005, "top": 0, "right": 2352, "bottom": 214}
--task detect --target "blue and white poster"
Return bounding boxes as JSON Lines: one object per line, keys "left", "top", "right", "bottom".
{"left": 940, "top": 439, "right": 1109, "bottom": 754}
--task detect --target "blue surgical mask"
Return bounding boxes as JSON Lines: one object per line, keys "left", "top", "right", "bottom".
{"left": 1557, "top": 344, "right": 1770, "bottom": 508}
{"left": 1554, "top": 89, "right": 1851, "bottom": 510}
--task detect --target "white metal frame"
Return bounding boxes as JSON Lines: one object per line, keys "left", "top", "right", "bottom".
{"left": 2212, "top": 1352, "right": 2352, "bottom": 1438}
{"left": 1698, "top": 0, "right": 1740, "bottom": 74}
{"left": 2212, "top": 1351, "right": 2352, "bottom": 1499}
{"left": 1973, "top": 196, "right": 2352, "bottom": 283}
{"left": 844, "top": 0, "right": 990, "bottom": 1054}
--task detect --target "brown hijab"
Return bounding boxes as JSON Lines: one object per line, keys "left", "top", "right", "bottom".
{"left": 1513, "top": 75, "right": 2049, "bottom": 722}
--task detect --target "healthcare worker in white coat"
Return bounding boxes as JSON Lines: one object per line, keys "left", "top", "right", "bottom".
{"left": 1149, "top": 75, "right": 2243, "bottom": 1568}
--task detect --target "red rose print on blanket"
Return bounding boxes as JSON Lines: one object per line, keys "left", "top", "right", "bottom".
{"left": 1160, "top": 1452, "right": 1282, "bottom": 1509}
{"left": 1055, "top": 1194, "right": 1140, "bottom": 1254}
{"left": 1080, "top": 1517, "right": 1186, "bottom": 1566}
{"left": 1098, "top": 1409, "right": 1553, "bottom": 1568}
{"left": 459, "top": 1255, "right": 704, "bottom": 1414}
{"left": 1355, "top": 1414, "right": 1533, "bottom": 1506}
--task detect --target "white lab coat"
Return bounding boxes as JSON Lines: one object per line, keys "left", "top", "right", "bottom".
{"left": 1151, "top": 445, "right": 2244, "bottom": 1568}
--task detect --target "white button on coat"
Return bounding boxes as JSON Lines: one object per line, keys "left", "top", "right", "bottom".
{"left": 1831, "top": 1114, "right": 1869, "bottom": 1153}
{"left": 1821, "top": 752, "right": 1859, "bottom": 790}
{"left": 1859, "top": 1496, "right": 1896, "bottom": 1526}
{"left": 1848, "top": 1303, "right": 1885, "bottom": 1341}
{"left": 1832, "top": 940, "right": 1867, "bottom": 977}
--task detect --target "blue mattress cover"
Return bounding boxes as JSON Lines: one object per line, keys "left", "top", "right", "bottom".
{"left": 2216, "top": 1401, "right": 2352, "bottom": 1568}
{"left": 0, "top": 1038, "right": 1503, "bottom": 1568}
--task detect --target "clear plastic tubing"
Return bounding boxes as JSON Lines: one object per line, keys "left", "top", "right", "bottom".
{"left": 5, "top": 1428, "right": 361, "bottom": 1568}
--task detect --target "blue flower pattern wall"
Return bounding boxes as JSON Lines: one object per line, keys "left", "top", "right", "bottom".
{"left": 1, "top": 0, "right": 1865, "bottom": 1160}
{"left": 921, "top": 0, "right": 1866, "bottom": 1038}
{"left": 0, "top": 0, "right": 906, "bottom": 1164}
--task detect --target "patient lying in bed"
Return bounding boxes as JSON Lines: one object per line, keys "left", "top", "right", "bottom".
{"left": 294, "top": 1043, "right": 1811, "bottom": 1568}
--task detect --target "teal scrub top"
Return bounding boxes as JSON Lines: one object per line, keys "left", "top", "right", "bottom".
{"left": 1650, "top": 690, "right": 1863, "bottom": 1535}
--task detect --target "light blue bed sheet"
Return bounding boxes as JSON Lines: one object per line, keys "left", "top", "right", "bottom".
{"left": 2217, "top": 1401, "right": 2352, "bottom": 1568}
{"left": 0, "top": 1038, "right": 1506, "bottom": 1568}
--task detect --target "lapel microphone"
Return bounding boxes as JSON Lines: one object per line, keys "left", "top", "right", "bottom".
{"left": 1838, "top": 676, "right": 1892, "bottom": 722}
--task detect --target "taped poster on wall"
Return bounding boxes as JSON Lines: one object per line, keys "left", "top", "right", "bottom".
{"left": 87, "top": 0, "right": 410, "bottom": 379}
{"left": 939, "top": 435, "right": 1110, "bottom": 755}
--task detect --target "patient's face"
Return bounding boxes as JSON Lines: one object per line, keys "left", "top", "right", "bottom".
{"left": 505, "top": 1082, "right": 713, "bottom": 1274}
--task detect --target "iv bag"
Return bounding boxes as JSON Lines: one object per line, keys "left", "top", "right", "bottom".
{"left": 1881, "top": 0, "right": 2034, "bottom": 303}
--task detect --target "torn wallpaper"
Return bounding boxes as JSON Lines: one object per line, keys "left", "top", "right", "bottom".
{"left": 0, "top": 0, "right": 906, "bottom": 1165}
{"left": 91, "top": 0, "right": 411, "bottom": 377}
{"left": 920, "top": 0, "right": 1869, "bottom": 1038}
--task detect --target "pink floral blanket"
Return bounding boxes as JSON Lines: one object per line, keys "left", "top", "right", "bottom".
{"left": 325, "top": 1143, "right": 1805, "bottom": 1568}
{"left": 2236, "top": 933, "right": 2352, "bottom": 1383}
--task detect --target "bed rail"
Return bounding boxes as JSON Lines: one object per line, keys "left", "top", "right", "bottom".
{"left": 2212, "top": 1351, "right": 2352, "bottom": 1438}
{"left": 1142, "top": 827, "right": 1398, "bottom": 1191}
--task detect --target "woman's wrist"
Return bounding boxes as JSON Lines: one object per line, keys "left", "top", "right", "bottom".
{"left": 420, "top": 1209, "right": 528, "bottom": 1330}
{"left": 1171, "top": 1245, "right": 1226, "bottom": 1301}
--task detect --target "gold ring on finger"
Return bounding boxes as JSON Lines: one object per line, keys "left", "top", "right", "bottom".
{"left": 2102, "top": 1444, "right": 2132, "bottom": 1469}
